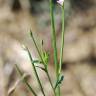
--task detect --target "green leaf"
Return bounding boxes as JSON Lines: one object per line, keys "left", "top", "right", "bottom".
{"left": 41, "top": 51, "right": 49, "bottom": 66}
{"left": 54, "top": 75, "right": 64, "bottom": 89}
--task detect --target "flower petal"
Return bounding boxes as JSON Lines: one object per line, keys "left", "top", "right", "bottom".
{"left": 57, "top": 0, "right": 64, "bottom": 6}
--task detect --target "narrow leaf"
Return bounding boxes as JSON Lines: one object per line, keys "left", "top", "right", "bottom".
{"left": 54, "top": 75, "right": 64, "bottom": 89}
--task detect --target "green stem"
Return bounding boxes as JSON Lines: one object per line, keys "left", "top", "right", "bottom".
{"left": 46, "top": 69, "right": 56, "bottom": 96}
{"left": 30, "top": 31, "right": 43, "bottom": 61}
{"left": 59, "top": 3, "right": 64, "bottom": 74}
{"left": 58, "top": 3, "right": 64, "bottom": 96}
{"left": 15, "top": 64, "right": 37, "bottom": 96}
{"left": 30, "top": 31, "right": 56, "bottom": 96}
{"left": 50, "top": 0, "right": 61, "bottom": 96}
{"left": 27, "top": 48, "right": 46, "bottom": 96}
{"left": 50, "top": 0, "right": 58, "bottom": 78}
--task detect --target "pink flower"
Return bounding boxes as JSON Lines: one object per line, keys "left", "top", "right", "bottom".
{"left": 57, "top": 0, "right": 64, "bottom": 6}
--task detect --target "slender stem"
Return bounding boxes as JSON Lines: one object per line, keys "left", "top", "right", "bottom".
{"left": 49, "top": 1, "right": 61, "bottom": 96}
{"left": 49, "top": 0, "right": 59, "bottom": 77}
{"left": 30, "top": 31, "right": 56, "bottom": 95}
{"left": 27, "top": 48, "right": 46, "bottom": 96}
{"left": 46, "top": 69, "right": 56, "bottom": 96}
{"left": 50, "top": 0, "right": 61, "bottom": 96}
{"left": 57, "top": 3, "right": 64, "bottom": 96}
{"left": 30, "top": 31, "right": 43, "bottom": 61}
{"left": 58, "top": 3, "right": 64, "bottom": 96}
{"left": 59, "top": 3, "right": 64, "bottom": 74}
{"left": 15, "top": 64, "right": 37, "bottom": 96}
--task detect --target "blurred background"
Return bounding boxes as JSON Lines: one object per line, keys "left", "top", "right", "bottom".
{"left": 0, "top": 0, "right": 96, "bottom": 96}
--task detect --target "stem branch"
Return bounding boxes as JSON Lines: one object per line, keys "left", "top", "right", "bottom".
{"left": 15, "top": 64, "right": 37, "bottom": 96}
{"left": 27, "top": 48, "right": 46, "bottom": 96}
